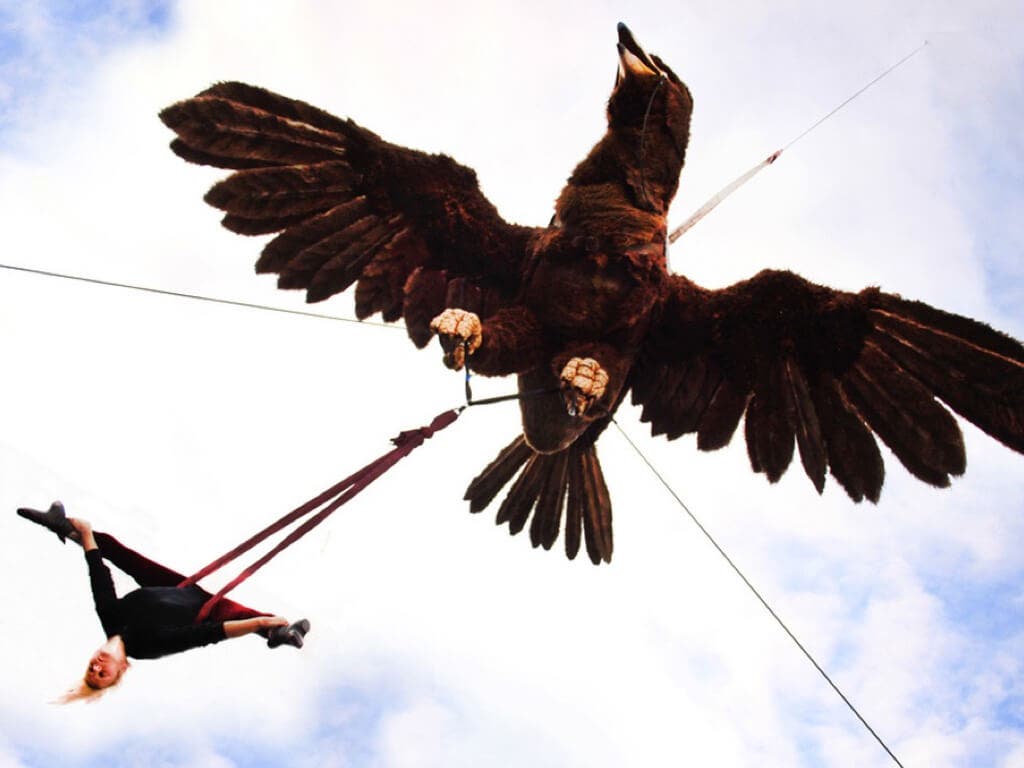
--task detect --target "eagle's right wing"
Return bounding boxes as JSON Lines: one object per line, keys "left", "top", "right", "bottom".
{"left": 160, "top": 81, "right": 537, "bottom": 346}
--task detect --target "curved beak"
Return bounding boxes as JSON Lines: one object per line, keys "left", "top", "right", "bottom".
{"left": 617, "top": 22, "right": 660, "bottom": 79}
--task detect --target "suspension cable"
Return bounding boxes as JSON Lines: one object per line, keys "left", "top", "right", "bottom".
{"left": 612, "top": 418, "right": 906, "bottom": 768}
{"left": 668, "top": 41, "right": 928, "bottom": 244}
{"left": 0, "top": 261, "right": 399, "bottom": 329}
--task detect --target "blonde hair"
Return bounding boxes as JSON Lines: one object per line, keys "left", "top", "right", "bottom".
{"left": 54, "top": 663, "right": 130, "bottom": 704}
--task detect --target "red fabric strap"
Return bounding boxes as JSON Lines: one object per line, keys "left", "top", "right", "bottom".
{"left": 182, "top": 408, "right": 461, "bottom": 621}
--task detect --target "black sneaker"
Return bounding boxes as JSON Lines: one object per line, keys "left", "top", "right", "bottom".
{"left": 267, "top": 618, "right": 311, "bottom": 649}
{"left": 16, "top": 501, "right": 78, "bottom": 544}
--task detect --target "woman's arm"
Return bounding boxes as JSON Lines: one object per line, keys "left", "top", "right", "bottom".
{"left": 69, "top": 518, "right": 121, "bottom": 637}
{"left": 73, "top": 520, "right": 99, "bottom": 552}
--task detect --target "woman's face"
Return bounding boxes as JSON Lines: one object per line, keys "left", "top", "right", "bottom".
{"left": 84, "top": 650, "right": 123, "bottom": 690}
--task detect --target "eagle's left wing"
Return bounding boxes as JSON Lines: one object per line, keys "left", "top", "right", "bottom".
{"left": 160, "top": 82, "right": 537, "bottom": 346}
{"left": 631, "top": 269, "right": 1024, "bottom": 501}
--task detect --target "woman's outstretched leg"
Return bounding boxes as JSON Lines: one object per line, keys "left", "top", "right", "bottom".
{"left": 92, "top": 532, "right": 187, "bottom": 588}
{"left": 16, "top": 501, "right": 186, "bottom": 587}
{"left": 203, "top": 595, "right": 309, "bottom": 646}
{"left": 204, "top": 595, "right": 270, "bottom": 625}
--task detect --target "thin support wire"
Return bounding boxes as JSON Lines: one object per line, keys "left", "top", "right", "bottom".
{"left": 668, "top": 41, "right": 928, "bottom": 245}
{"left": 612, "top": 419, "right": 906, "bottom": 768}
{"left": 0, "top": 262, "right": 399, "bottom": 329}
{"left": 782, "top": 41, "right": 929, "bottom": 152}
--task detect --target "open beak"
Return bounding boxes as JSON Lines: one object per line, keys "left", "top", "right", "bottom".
{"left": 617, "top": 22, "right": 660, "bottom": 80}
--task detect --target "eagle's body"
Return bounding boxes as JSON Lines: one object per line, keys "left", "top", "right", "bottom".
{"left": 477, "top": 223, "right": 666, "bottom": 453}
{"left": 160, "top": 24, "right": 1024, "bottom": 564}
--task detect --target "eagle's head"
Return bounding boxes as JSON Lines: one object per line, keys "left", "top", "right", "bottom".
{"left": 556, "top": 25, "right": 694, "bottom": 229}
{"left": 607, "top": 23, "right": 692, "bottom": 212}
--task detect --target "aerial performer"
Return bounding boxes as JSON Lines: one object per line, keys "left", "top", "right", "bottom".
{"left": 17, "top": 502, "right": 311, "bottom": 701}
{"left": 159, "top": 23, "right": 1024, "bottom": 565}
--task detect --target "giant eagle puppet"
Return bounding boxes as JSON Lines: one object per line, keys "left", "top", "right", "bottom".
{"left": 160, "top": 24, "right": 1024, "bottom": 564}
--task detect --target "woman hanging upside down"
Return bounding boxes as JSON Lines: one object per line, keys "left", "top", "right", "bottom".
{"left": 17, "top": 501, "right": 311, "bottom": 701}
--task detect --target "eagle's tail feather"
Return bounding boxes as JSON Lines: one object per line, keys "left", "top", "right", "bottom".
{"left": 464, "top": 436, "right": 613, "bottom": 564}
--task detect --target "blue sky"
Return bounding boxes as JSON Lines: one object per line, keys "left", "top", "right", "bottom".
{"left": 1, "top": 1, "right": 1024, "bottom": 767}
{"left": 0, "top": 1, "right": 171, "bottom": 139}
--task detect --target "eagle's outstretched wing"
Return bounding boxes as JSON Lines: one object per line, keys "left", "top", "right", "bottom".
{"left": 160, "top": 81, "right": 536, "bottom": 345}
{"left": 632, "top": 269, "right": 1024, "bottom": 501}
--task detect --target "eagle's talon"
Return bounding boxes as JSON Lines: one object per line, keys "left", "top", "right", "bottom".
{"left": 560, "top": 357, "right": 608, "bottom": 417}
{"left": 430, "top": 308, "right": 482, "bottom": 371}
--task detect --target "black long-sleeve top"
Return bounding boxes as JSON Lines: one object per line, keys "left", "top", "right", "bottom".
{"left": 86, "top": 549, "right": 227, "bottom": 659}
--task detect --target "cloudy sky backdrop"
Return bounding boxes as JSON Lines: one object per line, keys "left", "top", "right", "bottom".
{"left": 1, "top": 1, "right": 1023, "bottom": 766}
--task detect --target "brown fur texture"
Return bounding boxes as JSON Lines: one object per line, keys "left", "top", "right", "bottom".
{"left": 161, "top": 25, "right": 1024, "bottom": 564}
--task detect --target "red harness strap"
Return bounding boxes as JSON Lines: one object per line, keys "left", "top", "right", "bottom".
{"left": 180, "top": 408, "right": 461, "bottom": 621}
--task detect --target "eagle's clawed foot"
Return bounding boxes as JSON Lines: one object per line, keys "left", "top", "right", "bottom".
{"left": 430, "top": 308, "right": 482, "bottom": 370}
{"left": 560, "top": 357, "right": 609, "bottom": 416}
